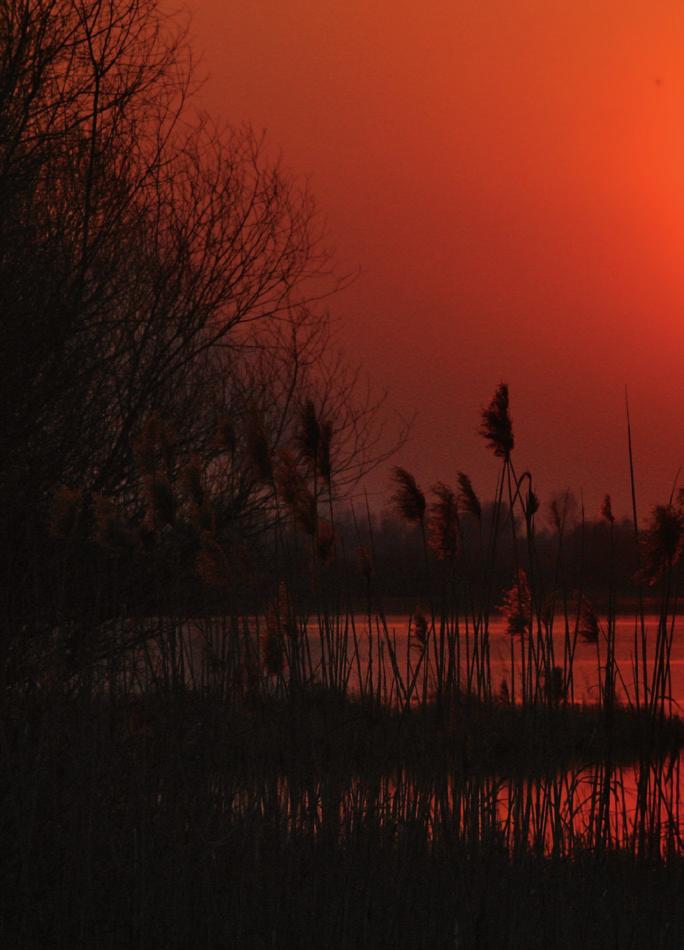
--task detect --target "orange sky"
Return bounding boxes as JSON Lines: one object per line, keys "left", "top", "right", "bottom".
{"left": 185, "top": 0, "right": 684, "bottom": 520}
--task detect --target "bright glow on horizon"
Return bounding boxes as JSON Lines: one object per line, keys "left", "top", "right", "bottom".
{"left": 185, "top": 0, "right": 684, "bottom": 517}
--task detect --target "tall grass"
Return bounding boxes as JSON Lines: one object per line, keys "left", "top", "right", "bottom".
{"left": 2, "top": 386, "right": 683, "bottom": 946}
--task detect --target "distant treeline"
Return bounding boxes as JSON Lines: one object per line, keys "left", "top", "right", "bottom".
{"left": 346, "top": 506, "right": 647, "bottom": 610}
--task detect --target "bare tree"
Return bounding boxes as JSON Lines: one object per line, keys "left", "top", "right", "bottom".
{"left": 0, "top": 1, "right": 333, "bottom": 508}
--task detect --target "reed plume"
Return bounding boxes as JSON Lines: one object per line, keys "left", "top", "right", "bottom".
{"left": 638, "top": 503, "right": 684, "bottom": 585}
{"left": 578, "top": 597, "right": 601, "bottom": 644}
{"left": 456, "top": 472, "right": 481, "bottom": 521}
{"left": 276, "top": 450, "right": 317, "bottom": 536}
{"left": 549, "top": 498, "right": 562, "bottom": 532}
{"left": 390, "top": 467, "right": 426, "bottom": 524}
{"left": 501, "top": 569, "right": 532, "bottom": 638}
{"left": 480, "top": 383, "right": 513, "bottom": 459}
{"left": 600, "top": 494, "right": 615, "bottom": 524}
{"left": 428, "top": 482, "right": 459, "bottom": 559}
{"left": 412, "top": 610, "right": 429, "bottom": 646}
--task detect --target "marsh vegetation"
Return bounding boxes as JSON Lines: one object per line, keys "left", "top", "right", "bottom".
{"left": 0, "top": 2, "right": 682, "bottom": 947}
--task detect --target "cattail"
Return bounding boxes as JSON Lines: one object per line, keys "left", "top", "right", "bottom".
{"left": 638, "top": 503, "right": 684, "bottom": 585}
{"left": 428, "top": 482, "right": 459, "bottom": 559}
{"left": 600, "top": 494, "right": 615, "bottom": 524}
{"left": 457, "top": 472, "right": 481, "bottom": 521}
{"left": 50, "top": 486, "right": 83, "bottom": 539}
{"left": 501, "top": 569, "right": 531, "bottom": 638}
{"left": 578, "top": 598, "right": 601, "bottom": 644}
{"left": 390, "top": 467, "right": 426, "bottom": 523}
{"left": 276, "top": 450, "right": 316, "bottom": 536}
{"left": 480, "top": 383, "right": 514, "bottom": 459}
{"left": 526, "top": 488, "right": 540, "bottom": 519}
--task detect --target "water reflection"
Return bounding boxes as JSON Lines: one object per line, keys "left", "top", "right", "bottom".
{"left": 222, "top": 754, "right": 682, "bottom": 859}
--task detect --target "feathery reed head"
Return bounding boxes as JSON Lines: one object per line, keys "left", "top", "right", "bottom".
{"left": 428, "top": 482, "right": 459, "bottom": 559}
{"left": 578, "top": 598, "right": 601, "bottom": 644}
{"left": 638, "top": 503, "right": 684, "bottom": 585}
{"left": 480, "top": 383, "right": 513, "bottom": 459}
{"left": 501, "top": 568, "right": 531, "bottom": 638}
{"left": 548, "top": 498, "right": 562, "bottom": 532}
{"left": 276, "top": 450, "right": 317, "bottom": 536}
{"left": 457, "top": 472, "right": 481, "bottom": 521}
{"left": 390, "top": 467, "right": 426, "bottom": 523}
{"left": 600, "top": 494, "right": 615, "bottom": 524}
{"left": 412, "top": 610, "right": 429, "bottom": 646}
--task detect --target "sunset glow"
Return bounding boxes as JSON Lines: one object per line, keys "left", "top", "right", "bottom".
{"left": 4, "top": 3, "right": 684, "bottom": 941}
{"left": 188, "top": 0, "right": 684, "bottom": 515}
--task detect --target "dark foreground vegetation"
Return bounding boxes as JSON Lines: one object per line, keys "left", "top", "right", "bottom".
{"left": 1, "top": 1, "right": 683, "bottom": 947}
{"left": 3, "top": 683, "right": 683, "bottom": 948}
